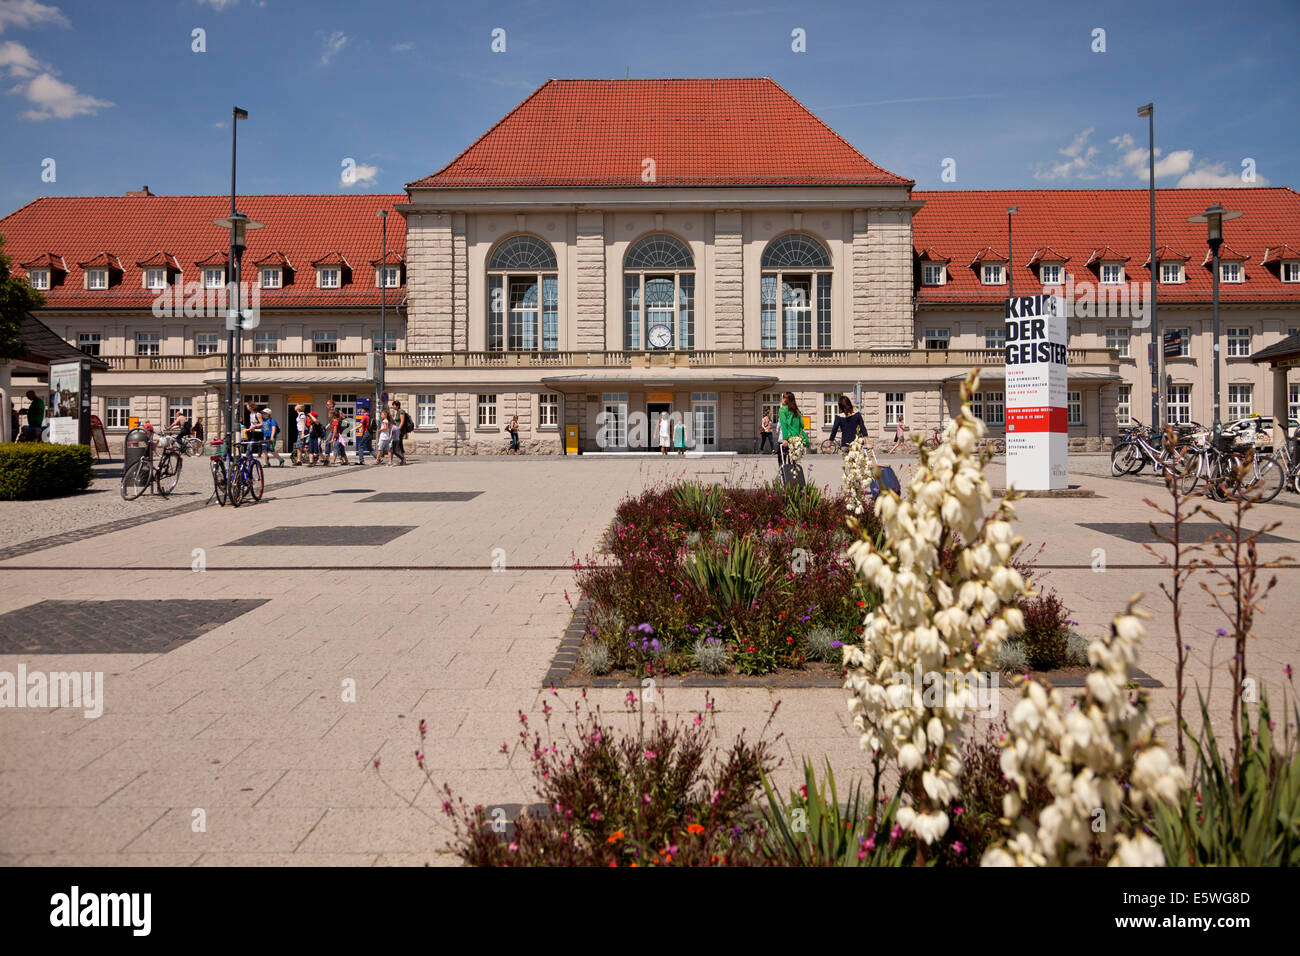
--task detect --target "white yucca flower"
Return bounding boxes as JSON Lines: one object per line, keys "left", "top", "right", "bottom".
{"left": 841, "top": 437, "right": 876, "bottom": 516}
{"left": 787, "top": 434, "right": 806, "bottom": 465}
{"left": 844, "top": 371, "right": 1028, "bottom": 844}
{"left": 980, "top": 596, "right": 1187, "bottom": 867}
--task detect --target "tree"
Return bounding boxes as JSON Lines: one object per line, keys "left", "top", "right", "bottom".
{"left": 0, "top": 234, "right": 45, "bottom": 359}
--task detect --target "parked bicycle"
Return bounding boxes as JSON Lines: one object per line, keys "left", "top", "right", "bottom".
{"left": 209, "top": 438, "right": 229, "bottom": 506}
{"left": 226, "top": 439, "right": 265, "bottom": 507}
{"left": 121, "top": 432, "right": 184, "bottom": 500}
{"left": 1172, "top": 429, "right": 1284, "bottom": 503}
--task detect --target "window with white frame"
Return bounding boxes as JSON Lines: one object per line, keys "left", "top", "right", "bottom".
{"left": 885, "top": 392, "right": 905, "bottom": 427}
{"left": 1167, "top": 385, "right": 1192, "bottom": 424}
{"left": 260, "top": 267, "right": 282, "bottom": 289}
{"left": 104, "top": 397, "right": 130, "bottom": 428}
{"left": 477, "top": 394, "right": 498, "bottom": 428}
{"left": 253, "top": 331, "right": 277, "bottom": 353}
{"left": 1117, "top": 384, "right": 1131, "bottom": 426}
{"left": 312, "top": 331, "right": 337, "bottom": 354}
{"left": 1100, "top": 263, "right": 1124, "bottom": 285}
{"left": 1226, "top": 327, "right": 1251, "bottom": 357}
{"left": 85, "top": 269, "right": 108, "bottom": 290}
{"left": 1220, "top": 262, "right": 1243, "bottom": 283}
{"left": 760, "top": 234, "right": 831, "bottom": 350}
{"left": 372, "top": 330, "right": 398, "bottom": 352}
{"left": 1039, "top": 263, "right": 1062, "bottom": 285}
{"left": 761, "top": 392, "right": 782, "bottom": 425}
{"left": 136, "top": 332, "right": 160, "bottom": 356}
{"left": 195, "top": 332, "right": 219, "bottom": 355}
{"left": 971, "top": 391, "right": 1004, "bottom": 425}
{"left": 417, "top": 394, "right": 437, "bottom": 428}
{"left": 924, "top": 328, "right": 950, "bottom": 350}
{"left": 539, "top": 393, "right": 559, "bottom": 428}
{"left": 1228, "top": 384, "right": 1253, "bottom": 420}
{"left": 28, "top": 269, "right": 50, "bottom": 290}
{"left": 1283, "top": 262, "right": 1300, "bottom": 283}
{"left": 379, "top": 266, "right": 401, "bottom": 288}
{"left": 1105, "top": 327, "right": 1131, "bottom": 357}
{"left": 823, "top": 393, "right": 839, "bottom": 428}
{"left": 1160, "top": 262, "right": 1184, "bottom": 284}
{"left": 922, "top": 263, "right": 946, "bottom": 286}
{"left": 143, "top": 268, "right": 166, "bottom": 290}
{"left": 1168, "top": 327, "right": 1190, "bottom": 357}
{"left": 1291, "top": 383, "right": 1300, "bottom": 425}
{"left": 981, "top": 263, "right": 1004, "bottom": 285}
{"left": 167, "top": 396, "right": 193, "bottom": 423}
{"left": 985, "top": 327, "right": 1006, "bottom": 349}
{"left": 317, "top": 268, "right": 341, "bottom": 289}
{"left": 77, "top": 332, "right": 100, "bottom": 356}
{"left": 489, "top": 235, "right": 560, "bottom": 352}
{"left": 1068, "top": 391, "right": 1083, "bottom": 426}
{"left": 599, "top": 392, "right": 626, "bottom": 446}
{"left": 203, "top": 267, "right": 225, "bottom": 289}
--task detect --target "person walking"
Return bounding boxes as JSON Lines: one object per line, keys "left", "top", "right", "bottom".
{"left": 672, "top": 416, "right": 687, "bottom": 456}
{"left": 758, "top": 411, "right": 775, "bottom": 455}
{"left": 658, "top": 412, "right": 671, "bottom": 456}
{"left": 506, "top": 414, "right": 521, "bottom": 455}
{"left": 22, "top": 390, "right": 44, "bottom": 442}
{"left": 327, "top": 410, "right": 348, "bottom": 465}
{"left": 390, "top": 400, "right": 409, "bottom": 465}
{"left": 888, "top": 416, "right": 907, "bottom": 454}
{"left": 244, "top": 401, "right": 263, "bottom": 453}
{"left": 293, "top": 404, "right": 309, "bottom": 465}
{"left": 261, "top": 407, "right": 286, "bottom": 466}
{"left": 829, "top": 396, "right": 870, "bottom": 451}
{"left": 777, "top": 391, "right": 806, "bottom": 467}
{"left": 377, "top": 411, "right": 393, "bottom": 465}
{"left": 356, "top": 405, "right": 373, "bottom": 465}
{"left": 307, "top": 411, "right": 324, "bottom": 465}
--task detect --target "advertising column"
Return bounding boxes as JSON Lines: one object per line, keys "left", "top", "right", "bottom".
{"left": 48, "top": 359, "right": 92, "bottom": 446}
{"left": 1004, "top": 294, "right": 1068, "bottom": 490}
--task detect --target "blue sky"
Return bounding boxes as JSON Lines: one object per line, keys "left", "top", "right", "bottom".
{"left": 1, "top": 0, "right": 1297, "bottom": 211}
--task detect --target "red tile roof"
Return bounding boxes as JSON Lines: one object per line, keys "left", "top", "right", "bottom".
{"left": 135, "top": 251, "right": 180, "bottom": 270}
{"left": 913, "top": 188, "right": 1300, "bottom": 304}
{"left": 409, "top": 78, "right": 912, "bottom": 189}
{"left": 1141, "top": 244, "right": 1189, "bottom": 267}
{"left": 19, "top": 252, "right": 67, "bottom": 272}
{"left": 1026, "top": 246, "right": 1071, "bottom": 265}
{"left": 76, "top": 251, "right": 123, "bottom": 270}
{"left": 1261, "top": 244, "right": 1300, "bottom": 265}
{"left": 1200, "top": 243, "right": 1249, "bottom": 265}
{"left": 1, "top": 194, "right": 408, "bottom": 309}
{"left": 1085, "top": 245, "right": 1131, "bottom": 266}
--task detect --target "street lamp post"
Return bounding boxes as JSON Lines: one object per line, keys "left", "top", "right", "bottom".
{"left": 222, "top": 106, "right": 248, "bottom": 461}
{"left": 1006, "top": 206, "right": 1017, "bottom": 299}
{"left": 214, "top": 212, "right": 263, "bottom": 457}
{"left": 377, "top": 209, "right": 388, "bottom": 418}
{"left": 1187, "top": 203, "right": 1242, "bottom": 437}
{"left": 1137, "top": 103, "right": 1160, "bottom": 430}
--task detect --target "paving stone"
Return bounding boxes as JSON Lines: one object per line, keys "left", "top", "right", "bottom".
{"left": 224, "top": 525, "right": 417, "bottom": 547}
{"left": 359, "top": 492, "right": 483, "bottom": 503}
{"left": 0, "top": 599, "right": 269, "bottom": 654}
{"left": 1077, "top": 521, "right": 1294, "bottom": 544}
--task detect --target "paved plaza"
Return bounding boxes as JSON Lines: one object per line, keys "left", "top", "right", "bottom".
{"left": 0, "top": 453, "right": 1296, "bottom": 865}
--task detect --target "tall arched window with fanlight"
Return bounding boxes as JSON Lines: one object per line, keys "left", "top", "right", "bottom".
{"left": 487, "top": 235, "right": 559, "bottom": 352}
{"left": 623, "top": 234, "right": 695, "bottom": 351}
{"left": 760, "top": 234, "right": 832, "bottom": 350}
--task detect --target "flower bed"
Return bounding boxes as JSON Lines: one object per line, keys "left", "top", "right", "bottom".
{"left": 570, "top": 480, "right": 882, "bottom": 679}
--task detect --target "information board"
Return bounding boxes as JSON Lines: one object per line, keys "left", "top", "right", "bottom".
{"left": 1004, "top": 294, "right": 1068, "bottom": 490}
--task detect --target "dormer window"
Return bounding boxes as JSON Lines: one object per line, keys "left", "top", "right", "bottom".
{"left": 1101, "top": 263, "right": 1124, "bottom": 285}
{"left": 203, "top": 268, "right": 225, "bottom": 289}
{"left": 260, "top": 267, "right": 282, "bottom": 289}
{"left": 143, "top": 268, "right": 167, "bottom": 291}
{"left": 921, "top": 263, "right": 946, "bottom": 286}
{"left": 1160, "top": 262, "right": 1185, "bottom": 284}
{"left": 85, "top": 269, "right": 108, "bottom": 290}
{"left": 1283, "top": 262, "right": 1300, "bottom": 283}
{"left": 982, "top": 263, "right": 1004, "bottom": 285}
{"left": 1039, "top": 263, "right": 1062, "bottom": 285}
{"left": 317, "top": 267, "right": 341, "bottom": 289}
{"left": 1220, "top": 262, "right": 1243, "bottom": 283}
{"left": 378, "top": 266, "right": 402, "bottom": 288}
{"left": 28, "top": 269, "right": 50, "bottom": 290}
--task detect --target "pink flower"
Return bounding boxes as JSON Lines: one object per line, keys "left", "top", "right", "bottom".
{"left": 693, "top": 714, "right": 702, "bottom": 726}
{"left": 953, "top": 841, "right": 966, "bottom": 855}
{"left": 645, "top": 749, "right": 656, "bottom": 760}
{"left": 509, "top": 842, "right": 519, "bottom": 852}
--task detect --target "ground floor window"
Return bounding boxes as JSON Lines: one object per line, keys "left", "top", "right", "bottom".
{"left": 823, "top": 393, "right": 839, "bottom": 428}
{"left": 692, "top": 392, "right": 717, "bottom": 449}
{"left": 1116, "top": 384, "right": 1131, "bottom": 426}
{"left": 538, "top": 393, "right": 559, "bottom": 427}
{"left": 105, "top": 397, "right": 130, "bottom": 428}
{"left": 1291, "top": 383, "right": 1300, "bottom": 425}
{"left": 478, "top": 394, "right": 498, "bottom": 428}
{"left": 417, "top": 394, "right": 437, "bottom": 428}
{"left": 1068, "top": 391, "right": 1083, "bottom": 426}
{"left": 885, "top": 392, "right": 904, "bottom": 428}
{"left": 971, "top": 391, "right": 1004, "bottom": 425}
{"left": 600, "top": 392, "right": 627, "bottom": 447}
{"left": 761, "top": 392, "right": 782, "bottom": 424}
{"left": 1228, "top": 384, "right": 1253, "bottom": 421}
{"left": 1167, "top": 384, "right": 1191, "bottom": 425}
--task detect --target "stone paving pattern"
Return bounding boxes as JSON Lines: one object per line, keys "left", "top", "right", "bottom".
{"left": 0, "top": 452, "right": 1295, "bottom": 865}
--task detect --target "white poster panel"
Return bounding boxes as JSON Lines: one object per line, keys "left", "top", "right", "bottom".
{"left": 1004, "top": 294, "right": 1068, "bottom": 490}
{"left": 48, "top": 361, "right": 82, "bottom": 445}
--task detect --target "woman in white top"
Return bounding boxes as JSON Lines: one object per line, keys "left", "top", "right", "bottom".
{"left": 658, "top": 413, "right": 671, "bottom": 455}
{"left": 377, "top": 413, "right": 393, "bottom": 465}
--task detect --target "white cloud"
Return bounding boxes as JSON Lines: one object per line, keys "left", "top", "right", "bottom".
{"left": 340, "top": 162, "right": 379, "bottom": 188}
{"left": 0, "top": 0, "right": 68, "bottom": 34}
{"left": 18, "top": 71, "right": 113, "bottom": 120}
{"left": 198, "top": 0, "right": 239, "bottom": 9}
{"left": 392, "top": 41, "right": 412, "bottom": 52}
{"left": 1177, "top": 162, "right": 1269, "bottom": 188}
{"left": 213, "top": 120, "right": 226, "bottom": 128}
{"left": 320, "top": 30, "right": 347, "bottom": 66}
{"left": 0, "top": 39, "right": 39, "bottom": 76}
{"left": 1059, "top": 127, "right": 1094, "bottom": 158}
{"left": 1034, "top": 128, "right": 1265, "bottom": 187}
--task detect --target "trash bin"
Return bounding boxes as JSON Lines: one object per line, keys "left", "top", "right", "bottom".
{"left": 123, "top": 427, "right": 151, "bottom": 473}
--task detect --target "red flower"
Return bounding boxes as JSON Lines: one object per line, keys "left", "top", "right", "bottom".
{"left": 786, "top": 636, "right": 794, "bottom": 644}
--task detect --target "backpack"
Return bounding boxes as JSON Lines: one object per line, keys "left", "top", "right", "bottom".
{"left": 399, "top": 411, "right": 413, "bottom": 436}
{"left": 310, "top": 420, "right": 323, "bottom": 440}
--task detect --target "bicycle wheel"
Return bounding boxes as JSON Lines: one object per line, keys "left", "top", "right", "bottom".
{"left": 246, "top": 459, "right": 265, "bottom": 501}
{"left": 819, "top": 438, "right": 837, "bottom": 455}
{"left": 1111, "top": 444, "right": 1137, "bottom": 476}
{"left": 157, "top": 451, "right": 183, "bottom": 497}
{"left": 184, "top": 437, "right": 203, "bottom": 457}
{"left": 210, "top": 458, "right": 228, "bottom": 506}
{"left": 1246, "top": 456, "right": 1285, "bottom": 504}
{"left": 228, "top": 461, "right": 245, "bottom": 508}
{"left": 1172, "top": 448, "right": 1203, "bottom": 496}
{"left": 120, "top": 460, "right": 150, "bottom": 500}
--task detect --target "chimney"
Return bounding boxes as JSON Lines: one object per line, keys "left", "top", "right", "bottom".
{"left": 126, "top": 185, "right": 155, "bottom": 197}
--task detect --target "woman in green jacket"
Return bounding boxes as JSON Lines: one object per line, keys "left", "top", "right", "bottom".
{"left": 777, "top": 392, "right": 805, "bottom": 466}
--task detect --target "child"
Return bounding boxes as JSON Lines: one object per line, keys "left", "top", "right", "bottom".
{"left": 293, "top": 404, "right": 309, "bottom": 465}
{"left": 377, "top": 412, "right": 393, "bottom": 465}
{"left": 308, "top": 411, "right": 324, "bottom": 465}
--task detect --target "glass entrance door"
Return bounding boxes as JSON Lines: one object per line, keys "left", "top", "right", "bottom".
{"left": 691, "top": 392, "right": 717, "bottom": 451}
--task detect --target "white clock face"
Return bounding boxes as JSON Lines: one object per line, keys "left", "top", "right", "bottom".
{"left": 648, "top": 324, "right": 672, "bottom": 349}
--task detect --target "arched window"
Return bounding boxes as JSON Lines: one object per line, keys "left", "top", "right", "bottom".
{"left": 488, "top": 235, "right": 558, "bottom": 351}
{"left": 623, "top": 234, "right": 695, "bottom": 350}
{"left": 760, "top": 234, "right": 832, "bottom": 350}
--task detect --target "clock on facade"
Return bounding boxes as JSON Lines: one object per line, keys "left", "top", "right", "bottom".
{"left": 648, "top": 324, "right": 672, "bottom": 350}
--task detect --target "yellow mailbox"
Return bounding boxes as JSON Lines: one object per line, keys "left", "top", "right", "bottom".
{"left": 564, "top": 424, "right": 579, "bottom": 455}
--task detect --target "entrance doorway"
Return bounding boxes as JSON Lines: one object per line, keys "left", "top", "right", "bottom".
{"left": 647, "top": 402, "right": 672, "bottom": 451}
{"left": 691, "top": 392, "right": 718, "bottom": 451}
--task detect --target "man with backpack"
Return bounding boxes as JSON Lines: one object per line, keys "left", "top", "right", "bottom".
{"left": 390, "top": 400, "right": 410, "bottom": 465}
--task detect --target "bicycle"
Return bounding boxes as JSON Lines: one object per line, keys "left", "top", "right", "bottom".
{"left": 227, "top": 439, "right": 265, "bottom": 508}
{"left": 121, "top": 432, "right": 183, "bottom": 500}
{"left": 209, "top": 438, "right": 229, "bottom": 506}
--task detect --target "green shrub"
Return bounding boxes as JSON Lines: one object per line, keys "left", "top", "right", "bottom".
{"left": 805, "top": 628, "right": 846, "bottom": 663}
{"left": 580, "top": 644, "right": 611, "bottom": 675}
{"left": 0, "top": 442, "right": 93, "bottom": 500}
{"left": 1016, "top": 590, "right": 1071, "bottom": 670}
{"left": 692, "top": 638, "right": 730, "bottom": 674}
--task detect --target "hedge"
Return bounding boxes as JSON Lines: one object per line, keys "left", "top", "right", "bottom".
{"left": 0, "top": 442, "right": 94, "bottom": 500}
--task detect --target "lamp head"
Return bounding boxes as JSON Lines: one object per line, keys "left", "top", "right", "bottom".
{"left": 213, "top": 212, "right": 265, "bottom": 248}
{"left": 1186, "top": 203, "right": 1242, "bottom": 249}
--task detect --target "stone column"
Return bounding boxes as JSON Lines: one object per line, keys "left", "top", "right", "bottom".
{"left": 865, "top": 208, "right": 915, "bottom": 348}
{"left": 575, "top": 213, "right": 605, "bottom": 350}
{"left": 405, "top": 214, "right": 453, "bottom": 352}
{"left": 452, "top": 214, "right": 468, "bottom": 352}
{"left": 713, "top": 211, "right": 744, "bottom": 351}
{"left": 852, "top": 210, "right": 871, "bottom": 348}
